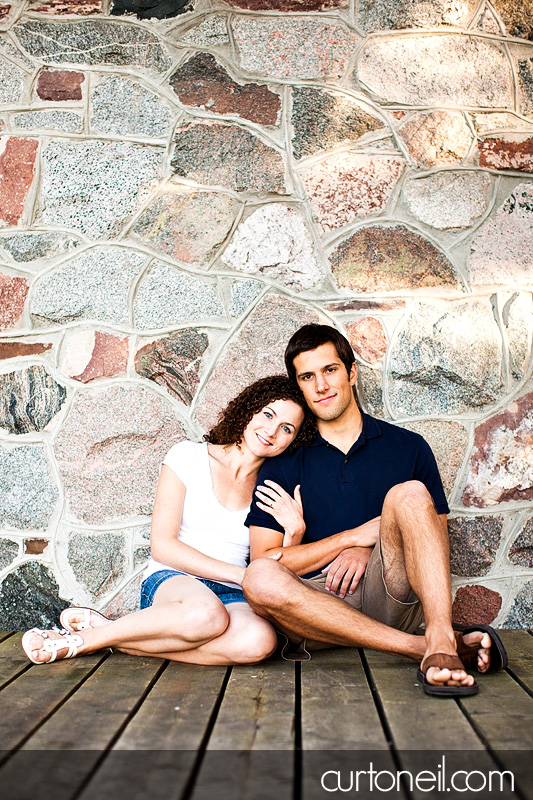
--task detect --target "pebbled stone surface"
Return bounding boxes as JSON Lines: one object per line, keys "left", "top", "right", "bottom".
{"left": 232, "top": 18, "right": 358, "bottom": 80}
{"left": 133, "top": 188, "right": 240, "bottom": 265}
{"left": 30, "top": 0, "right": 102, "bottom": 12}
{"left": 0, "top": 538, "right": 18, "bottom": 571}
{"left": 346, "top": 317, "right": 387, "bottom": 363}
{"left": 0, "top": 445, "right": 59, "bottom": 529}
{"left": 330, "top": 225, "right": 457, "bottom": 293}
{"left": 291, "top": 88, "right": 384, "bottom": 161}
{"left": 135, "top": 262, "right": 224, "bottom": 329}
{"left": 14, "top": 110, "right": 83, "bottom": 133}
{"left": 110, "top": 0, "right": 192, "bottom": 19}
{"left": 0, "top": 341, "right": 53, "bottom": 360}
{"left": 476, "top": 6, "right": 502, "bottom": 33}
{"left": 388, "top": 300, "right": 503, "bottom": 417}
{"left": 36, "top": 69, "right": 84, "bottom": 100}
{"left": 449, "top": 515, "right": 503, "bottom": 577}
{"left": 401, "top": 419, "right": 469, "bottom": 496}
{"left": 397, "top": 110, "right": 472, "bottom": 169}
{"left": 221, "top": 205, "right": 324, "bottom": 290}
{"left": 470, "top": 183, "right": 533, "bottom": 285}
{"left": 0, "top": 231, "right": 81, "bottom": 263}
{"left": 452, "top": 584, "right": 502, "bottom": 625}
{"left": 0, "top": 138, "right": 38, "bottom": 227}
{"left": 61, "top": 329, "right": 129, "bottom": 382}
{"left": 300, "top": 153, "right": 404, "bottom": 232}
{"left": 91, "top": 75, "right": 171, "bottom": 138}
{"left": 102, "top": 573, "right": 142, "bottom": 618}
{"left": 172, "top": 123, "right": 287, "bottom": 194}
{"left": 39, "top": 140, "right": 162, "bottom": 239}
{"left": 53, "top": 385, "right": 184, "bottom": 524}
{"left": 328, "top": 299, "right": 406, "bottom": 313}
{"left": 509, "top": 518, "right": 533, "bottom": 568}
{"left": 170, "top": 53, "right": 280, "bottom": 126}
{"left": 357, "top": 36, "right": 513, "bottom": 108}
{"left": 0, "top": 562, "right": 67, "bottom": 631}
{"left": 518, "top": 58, "right": 533, "bottom": 116}
{"left": 32, "top": 248, "right": 144, "bottom": 325}
{"left": 357, "top": 0, "right": 478, "bottom": 31}
{"left": 505, "top": 581, "right": 533, "bottom": 628}
{"left": 180, "top": 16, "right": 229, "bottom": 46}
{"left": 463, "top": 392, "right": 533, "bottom": 508}
{"left": 14, "top": 20, "right": 172, "bottom": 73}
{"left": 502, "top": 292, "right": 533, "bottom": 381}
{"left": 0, "top": 56, "right": 25, "bottom": 104}
{"left": 356, "top": 364, "right": 384, "bottom": 418}
{"left": 0, "top": 273, "right": 28, "bottom": 331}
{"left": 230, "top": 279, "right": 262, "bottom": 317}
{"left": 135, "top": 329, "right": 208, "bottom": 405}
{"left": 223, "top": 0, "right": 345, "bottom": 9}
{"left": 404, "top": 171, "right": 491, "bottom": 229}
{"left": 479, "top": 136, "right": 533, "bottom": 173}
{"left": 68, "top": 531, "right": 126, "bottom": 598}
{"left": 197, "top": 295, "right": 318, "bottom": 431}
{"left": 0, "top": 365, "right": 66, "bottom": 434}
{"left": 490, "top": 0, "right": 533, "bottom": 39}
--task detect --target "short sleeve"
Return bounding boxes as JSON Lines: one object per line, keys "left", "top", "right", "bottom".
{"left": 414, "top": 437, "right": 450, "bottom": 515}
{"left": 245, "top": 457, "right": 295, "bottom": 532}
{"left": 162, "top": 440, "right": 198, "bottom": 487}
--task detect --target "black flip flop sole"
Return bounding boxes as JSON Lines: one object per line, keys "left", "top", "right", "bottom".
{"left": 453, "top": 622, "right": 508, "bottom": 672}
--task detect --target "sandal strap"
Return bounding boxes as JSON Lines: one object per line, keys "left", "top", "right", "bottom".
{"left": 41, "top": 631, "right": 83, "bottom": 662}
{"left": 421, "top": 653, "right": 466, "bottom": 673}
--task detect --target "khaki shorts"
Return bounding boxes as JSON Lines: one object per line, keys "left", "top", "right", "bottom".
{"left": 279, "top": 540, "right": 424, "bottom": 661}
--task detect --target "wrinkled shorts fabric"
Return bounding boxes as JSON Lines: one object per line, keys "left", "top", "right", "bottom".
{"left": 140, "top": 568, "right": 245, "bottom": 609}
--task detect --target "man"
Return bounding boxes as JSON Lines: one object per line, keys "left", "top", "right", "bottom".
{"left": 242, "top": 324, "right": 507, "bottom": 695}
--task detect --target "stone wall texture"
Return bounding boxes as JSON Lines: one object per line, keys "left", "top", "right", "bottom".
{"left": 0, "top": 0, "right": 531, "bottom": 629}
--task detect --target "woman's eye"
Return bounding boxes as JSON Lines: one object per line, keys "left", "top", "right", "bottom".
{"left": 282, "top": 426, "right": 291, "bottom": 434}
{"left": 263, "top": 411, "right": 272, "bottom": 418}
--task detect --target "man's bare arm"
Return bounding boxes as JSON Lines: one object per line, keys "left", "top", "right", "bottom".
{"left": 249, "top": 516, "right": 380, "bottom": 576}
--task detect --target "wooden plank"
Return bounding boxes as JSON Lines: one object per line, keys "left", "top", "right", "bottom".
{"left": 78, "top": 661, "right": 228, "bottom": 800}
{"left": 191, "top": 658, "right": 296, "bottom": 800}
{"left": 0, "top": 634, "right": 32, "bottom": 689}
{"left": 499, "top": 629, "right": 533, "bottom": 694}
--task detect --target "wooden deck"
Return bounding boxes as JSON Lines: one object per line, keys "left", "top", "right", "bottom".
{"left": 0, "top": 629, "right": 531, "bottom": 800}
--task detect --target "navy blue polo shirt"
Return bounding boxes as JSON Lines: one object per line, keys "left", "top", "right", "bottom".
{"left": 245, "top": 413, "right": 449, "bottom": 578}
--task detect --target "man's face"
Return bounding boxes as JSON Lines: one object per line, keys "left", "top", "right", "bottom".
{"left": 293, "top": 342, "right": 357, "bottom": 422}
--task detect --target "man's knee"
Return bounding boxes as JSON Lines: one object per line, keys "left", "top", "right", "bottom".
{"left": 242, "top": 558, "right": 293, "bottom": 610}
{"left": 384, "top": 480, "right": 433, "bottom": 514}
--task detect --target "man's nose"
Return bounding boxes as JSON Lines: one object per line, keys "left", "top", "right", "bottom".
{"left": 315, "top": 374, "right": 329, "bottom": 393}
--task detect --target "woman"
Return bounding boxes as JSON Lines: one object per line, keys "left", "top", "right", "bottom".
{"left": 22, "top": 376, "right": 315, "bottom": 667}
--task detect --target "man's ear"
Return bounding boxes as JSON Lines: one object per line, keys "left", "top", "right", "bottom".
{"left": 349, "top": 363, "right": 357, "bottom": 386}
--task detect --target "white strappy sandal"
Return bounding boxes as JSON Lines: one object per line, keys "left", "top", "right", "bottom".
{"left": 21, "top": 627, "right": 83, "bottom": 665}
{"left": 60, "top": 606, "right": 110, "bottom": 633}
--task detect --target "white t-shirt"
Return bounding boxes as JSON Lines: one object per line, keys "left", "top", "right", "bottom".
{"left": 144, "top": 441, "right": 250, "bottom": 589}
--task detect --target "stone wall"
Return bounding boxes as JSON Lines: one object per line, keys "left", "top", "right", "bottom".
{"left": 0, "top": 0, "right": 531, "bottom": 630}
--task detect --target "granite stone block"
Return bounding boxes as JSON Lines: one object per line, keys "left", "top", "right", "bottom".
{"left": 14, "top": 111, "right": 83, "bottom": 133}
{"left": 346, "top": 317, "right": 387, "bottom": 363}
{"left": 68, "top": 531, "right": 126, "bottom": 597}
{"left": 135, "top": 329, "right": 208, "bottom": 405}
{"left": 0, "top": 562, "right": 68, "bottom": 631}
{"left": 452, "top": 584, "right": 502, "bottom": 625}
{"left": 0, "top": 445, "right": 59, "bottom": 529}
{"left": 449, "top": 515, "right": 503, "bottom": 576}
{"left": 490, "top": 0, "right": 533, "bottom": 39}
{"left": 29, "top": 0, "right": 102, "bottom": 13}
{"left": 401, "top": 419, "right": 469, "bottom": 496}
{"left": 0, "top": 56, "right": 25, "bottom": 104}
{"left": 356, "top": 364, "right": 384, "bottom": 418}
{"left": 503, "top": 292, "right": 533, "bottom": 381}
{"left": 180, "top": 16, "right": 229, "bottom": 46}
{"left": 397, "top": 110, "right": 472, "bottom": 168}
{"left": 505, "top": 581, "right": 533, "bottom": 628}
{"left": 61, "top": 330, "right": 129, "bottom": 382}
{"left": 134, "top": 263, "right": 224, "bottom": 329}
{"left": 36, "top": 69, "right": 84, "bottom": 100}
{"left": 0, "top": 231, "right": 81, "bottom": 263}
{"left": 0, "top": 365, "right": 66, "bottom": 434}
{"left": 111, "top": 0, "right": 192, "bottom": 19}
{"left": 509, "top": 518, "right": 533, "bottom": 568}
{"left": 518, "top": 58, "right": 533, "bottom": 116}
{"left": 0, "top": 538, "right": 19, "bottom": 571}
{"left": 330, "top": 225, "right": 457, "bottom": 293}
{"left": 223, "top": 0, "right": 345, "bottom": 8}
{"left": 357, "top": 0, "right": 478, "bottom": 31}
{"left": 0, "top": 273, "right": 28, "bottom": 331}
{"left": 479, "top": 136, "right": 533, "bottom": 173}
{"left": 102, "top": 573, "right": 142, "bottom": 618}
{"left": 229, "top": 279, "right": 262, "bottom": 317}
{"left": 0, "top": 138, "right": 38, "bottom": 227}
{"left": 404, "top": 172, "right": 491, "bottom": 229}
{"left": 91, "top": 75, "right": 172, "bottom": 138}
{"left": 0, "top": 342, "right": 53, "bottom": 360}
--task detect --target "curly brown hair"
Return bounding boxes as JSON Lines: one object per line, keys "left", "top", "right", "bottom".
{"left": 205, "top": 375, "right": 316, "bottom": 451}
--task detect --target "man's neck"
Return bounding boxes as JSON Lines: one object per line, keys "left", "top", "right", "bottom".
{"left": 317, "top": 404, "right": 363, "bottom": 455}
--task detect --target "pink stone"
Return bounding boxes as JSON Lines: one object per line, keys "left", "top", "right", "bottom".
{"left": 346, "top": 318, "right": 388, "bottom": 363}
{"left": 0, "top": 274, "right": 29, "bottom": 331}
{"left": 463, "top": 391, "right": 533, "bottom": 507}
{"left": 101, "top": 573, "right": 142, "bottom": 619}
{"left": 300, "top": 153, "right": 404, "bottom": 232}
{"left": 0, "top": 138, "right": 38, "bottom": 226}
{"left": 72, "top": 332, "right": 129, "bottom": 383}
{"left": 402, "top": 420, "right": 469, "bottom": 496}
{"left": 479, "top": 136, "right": 533, "bottom": 172}
{"left": 327, "top": 299, "right": 406, "bottom": 312}
{"left": 452, "top": 585, "right": 502, "bottom": 625}
{"left": 0, "top": 5, "right": 11, "bottom": 19}
{"left": 36, "top": 70, "right": 85, "bottom": 101}
{"left": 397, "top": 110, "right": 472, "bottom": 168}
{"left": 29, "top": 0, "right": 101, "bottom": 13}
{"left": 0, "top": 341, "right": 52, "bottom": 359}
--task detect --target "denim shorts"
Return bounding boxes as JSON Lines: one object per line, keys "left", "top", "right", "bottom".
{"left": 140, "top": 568, "right": 245, "bottom": 609}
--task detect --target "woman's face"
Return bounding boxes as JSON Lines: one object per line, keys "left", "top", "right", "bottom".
{"left": 242, "top": 399, "right": 305, "bottom": 458}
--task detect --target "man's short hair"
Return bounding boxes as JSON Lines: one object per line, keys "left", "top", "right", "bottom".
{"left": 284, "top": 324, "right": 356, "bottom": 382}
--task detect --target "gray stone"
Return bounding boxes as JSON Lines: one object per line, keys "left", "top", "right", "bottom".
{"left": 356, "top": 364, "right": 384, "bottom": 418}
{"left": 470, "top": 183, "right": 533, "bottom": 285}
{"left": 0, "top": 231, "right": 81, "bottom": 263}
{"left": 172, "top": 123, "right": 287, "bottom": 194}
{"left": 401, "top": 419, "right": 469, "bottom": 496}
{"left": 102, "top": 573, "right": 142, "bottom": 618}
{"left": 0, "top": 55, "right": 25, "bottom": 105}
{"left": 505, "top": 581, "right": 533, "bottom": 628}
{"left": 0, "top": 445, "right": 59, "bottom": 529}
{"left": 448, "top": 515, "right": 503, "bottom": 577}
{"left": 221, "top": 205, "right": 324, "bottom": 291}
{"left": 0, "top": 562, "right": 68, "bottom": 631}
{"left": 291, "top": 88, "right": 385, "bottom": 161}
{"left": 134, "top": 262, "right": 224, "bottom": 329}
{"left": 357, "top": 0, "right": 478, "bottom": 31}
{"left": 397, "top": 110, "right": 472, "bottom": 169}
{"left": 13, "top": 110, "right": 83, "bottom": 133}
{"left": 502, "top": 292, "right": 533, "bottom": 381}
{"left": 14, "top": 20, "right": 171, "bottom": 73}
{"left": 91, "top": 75, "right": 171, "bottom": 138}
{"left": 357, "top": 36, "right": 513, "bottom": 108}
{"left": 518, "top": 58, "right": 533, "bottom": 117}
{"left": 388, "top": 300, "right": 504, "bottom": 417}
{"left": 0, "top": 538, "right": 19, "bottom": 571}
{"left": 53, "top": 385, "right": 184, "bottom": 524}
{"left": 229, "top": 279, "right": 262, "bottom": 317}
{"left": 32, "top": 247, "right": 144, "bottom": 325}
{"left": 180, "top": 16, "right": 229, "bottom": 46}
{"left": 39, "top": 139, "right": 163, "bottom": 239}
{"left": 135, "top": 329, "right": 209, "bottom": 405}
{"left": 0, "top": 365, "right": 66, "bottom": 434}
{"left": 508, "top": 519, "right": 533, "bottom": 568}
{"left": 232, "top": 18, "right": 359, "bottom": 80}
{"left": 68, "top": 531, "right": 126, "bottom": 597}
{"left": 404, "top": 172, "right": 491, "bottom": 229}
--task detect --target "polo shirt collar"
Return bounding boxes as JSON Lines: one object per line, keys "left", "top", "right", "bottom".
{"left": 309, "top": 412, "right": 382, "bottom": 449}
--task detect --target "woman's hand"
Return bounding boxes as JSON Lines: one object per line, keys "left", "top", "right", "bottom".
{"left": 255, "top": 480, "right": 305, "bottom": 546}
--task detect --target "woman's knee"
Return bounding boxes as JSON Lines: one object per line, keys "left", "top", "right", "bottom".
{"left": 175, "top": 600, "right": 229, "bottom": 642}
{"left": 231, "top": 620, "right": 278, "bottom": 664}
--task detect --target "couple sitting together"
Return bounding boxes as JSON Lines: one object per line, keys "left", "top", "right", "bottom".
{"left": 22, "top": 324, "right": 507, "bottom": 697}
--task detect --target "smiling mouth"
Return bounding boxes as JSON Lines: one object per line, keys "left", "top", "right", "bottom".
{"left": 256, "top": 433, "right": 272, "bottom": 446}
{"left": 315, "top": 395, "right": 336, "bottom": 404}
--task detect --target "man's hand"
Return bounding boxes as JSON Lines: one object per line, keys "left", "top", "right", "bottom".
{"left": 321, "top": 546, "right": 373, "bottom": 599}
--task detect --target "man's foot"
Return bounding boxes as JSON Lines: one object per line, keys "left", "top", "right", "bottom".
{"left": 21, "top": 628, "right": 83, "bottom": 665}
{"left": 60, "top": 607, "right": 110, "bottom": 633}
{"left": 457, "top": 629, "right": 491, "bottom": 673}
{"left": 453, "top": 622, "right": 508, "bottom": 673}
{"left": 417, "top": 653, "right": 478, "bottom": 696}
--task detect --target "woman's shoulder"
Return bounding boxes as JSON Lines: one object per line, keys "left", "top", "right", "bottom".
{"left": 163, "top": 439, "right": 206, "bottom": 473}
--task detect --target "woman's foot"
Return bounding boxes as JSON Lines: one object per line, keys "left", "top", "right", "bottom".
{"left": 60, "top": 607, "right": 110, "bottom": 633}
{"left": 21, "top": 628, "right": 83, "bottom": 664}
